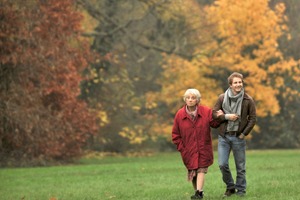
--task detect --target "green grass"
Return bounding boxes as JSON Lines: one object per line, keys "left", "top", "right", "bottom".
{"left": 0, "top": 150, "right": 300, "bottom": 200}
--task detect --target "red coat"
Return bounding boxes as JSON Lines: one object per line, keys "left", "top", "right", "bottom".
{"left": 172, "top": 105, "right": 219, "bottom": 170}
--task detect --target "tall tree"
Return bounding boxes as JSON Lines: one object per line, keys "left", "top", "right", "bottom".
{"left": 0, "top": 0, "right": 97, "bottom": 166}
{"left": 78, "top": 0, "right": 208, "bottom": 150}
{"left": 250, "top": 0, "right": 300, "bottom": 148}
{"left": 148, "top": 0, "right": 299, "bottom": 146}
{"left": 78, "top": 0, "right": 299, "bottom": 151}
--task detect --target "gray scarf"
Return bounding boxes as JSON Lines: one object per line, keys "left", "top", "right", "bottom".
{"left": 222, "top": 88, "right": 244, "bottom": 131}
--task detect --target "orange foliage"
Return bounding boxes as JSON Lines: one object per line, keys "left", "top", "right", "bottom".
{"left": 147, "top": 0, "right": 299, "bottom": 137}
{"left": 204, "top": 0, "right": 298, "bottom": 116}
{"left": 150, "top": 54, "right": 222, "bottom": 112}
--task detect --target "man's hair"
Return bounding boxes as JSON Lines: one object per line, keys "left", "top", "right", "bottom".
{"left": 228, "top": 72, "right": 244, "bottom": 85}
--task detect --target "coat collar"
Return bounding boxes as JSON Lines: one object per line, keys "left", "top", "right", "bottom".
{"left": 181, "top": 105, "right": 202, "bottom": 120}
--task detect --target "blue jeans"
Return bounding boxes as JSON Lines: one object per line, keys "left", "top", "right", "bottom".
{"left": 218, "top": 135, "right": 246, "bottom": 193}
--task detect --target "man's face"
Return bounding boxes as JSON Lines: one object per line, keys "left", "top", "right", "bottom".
{"left": 230, "top": 77, "right": 243, "bottom": 95}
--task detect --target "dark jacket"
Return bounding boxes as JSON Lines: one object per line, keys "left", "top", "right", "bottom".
{"left": 212, "top": 93, "right": 256, "bottom": 137}
{"left": 172, "top": 105, "right": 220, "bottom": 170}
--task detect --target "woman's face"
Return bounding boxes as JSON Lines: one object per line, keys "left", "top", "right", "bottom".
{"left": 185, "top": 93, "right": 198, "bottom": 107}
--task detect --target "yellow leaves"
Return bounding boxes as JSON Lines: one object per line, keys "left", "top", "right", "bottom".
{"left": 131, "top": 106, "right": 141, "bottom": 111}
{"left": 274, "top": 2, "right": 287, "bottom": 24}
{"left": 274, "top": 76, "right": 284, "bottom": 87}
{"left": 247, "top": 84, "right": 280, "bottom": 117}
{"left": 270, "top": 59, "right": 298, "bottom": 72}
{"left": 97, "top": 111, "right": 109, "bottom": 127}
{"left": 119, "top": 126, "right": 147, "bottom": 144}
{"left": 292, "top": 61, "right": 300, "bottom": 83}
{"left": 145, "top": 96, "right": 158, "bottom": 109}
{"left": 151, "top": 53, "right": 223, "bottom": 114}
{"left": 207, "top": 0, "right": 286, "bottom": 53}
{"left": 149, "top": 122, "right": 174, "bottom": 140}
{"left": 157, "top": 0, "right": 202, "bottom": 24}
{"left": 282, "top": 87, "right": 297, "bottom": 99}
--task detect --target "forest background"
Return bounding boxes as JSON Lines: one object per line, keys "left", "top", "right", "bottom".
{"left": 0, "top": 0, "right": 299, "bottom": 167}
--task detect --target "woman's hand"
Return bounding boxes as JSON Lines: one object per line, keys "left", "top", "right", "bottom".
{"left": 216, "top": 110, "right": 224, "bottom": 117}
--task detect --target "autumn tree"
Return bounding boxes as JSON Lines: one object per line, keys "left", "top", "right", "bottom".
{"left": 77, "top": 0, "right": 209, "bottom": 151}
{"left": 147, "top": 0, "right": 299, "bottom": 146}
{"left": 77, "top": 0, "right": 299, "bottom": 151}
{"left": 249, "top": 0, "right": 300, "bottom": 148}
{"left": 0, "top": 0, "right": 97, "bottom": 166}
{"left": 205, "top": 0, "right": 299, "bottom": 148}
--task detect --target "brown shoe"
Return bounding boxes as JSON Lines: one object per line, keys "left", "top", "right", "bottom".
{"left": 223, "top": 188, "right": 235, "bottom": 197}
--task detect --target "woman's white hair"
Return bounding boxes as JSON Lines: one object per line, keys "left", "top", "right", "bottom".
{"left": 183, "top": 88, "right": 201, "bottom": 103}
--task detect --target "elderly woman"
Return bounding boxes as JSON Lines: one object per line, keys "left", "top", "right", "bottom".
{"left": 172, "top": 89, "right": 220, "bottom": 199}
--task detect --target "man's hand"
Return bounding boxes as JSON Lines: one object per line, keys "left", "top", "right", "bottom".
{"left": 227, "top": 114, "right": 239, "bottom": 121}
{"left": 239, "top": 133, "right": 245, "bottom": 139}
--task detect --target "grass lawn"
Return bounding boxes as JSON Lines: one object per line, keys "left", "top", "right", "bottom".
{"left": 0, "top": 150, "right": 299, "bottom": 200}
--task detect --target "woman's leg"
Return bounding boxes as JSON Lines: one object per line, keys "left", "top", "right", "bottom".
{"left": 192, "top": 176, "right": 197, "bottom": 190}
{"left": 196, "top": 172, "right": 205, "bottom": 191}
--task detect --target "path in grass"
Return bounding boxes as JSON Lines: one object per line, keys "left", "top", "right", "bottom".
{"left": 0, "top": 150, "right": 299, "bottom": 200}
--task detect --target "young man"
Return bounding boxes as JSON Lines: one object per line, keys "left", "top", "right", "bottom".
{"left": 213, "top": 72, "right": 256, "bottom": 197}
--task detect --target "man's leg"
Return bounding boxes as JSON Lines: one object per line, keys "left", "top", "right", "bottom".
{"left": 232, "top": 137, "right": 246, "bottom": 195}
{"left": 218, "top": 135, "right": 235, "bottom": 189}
